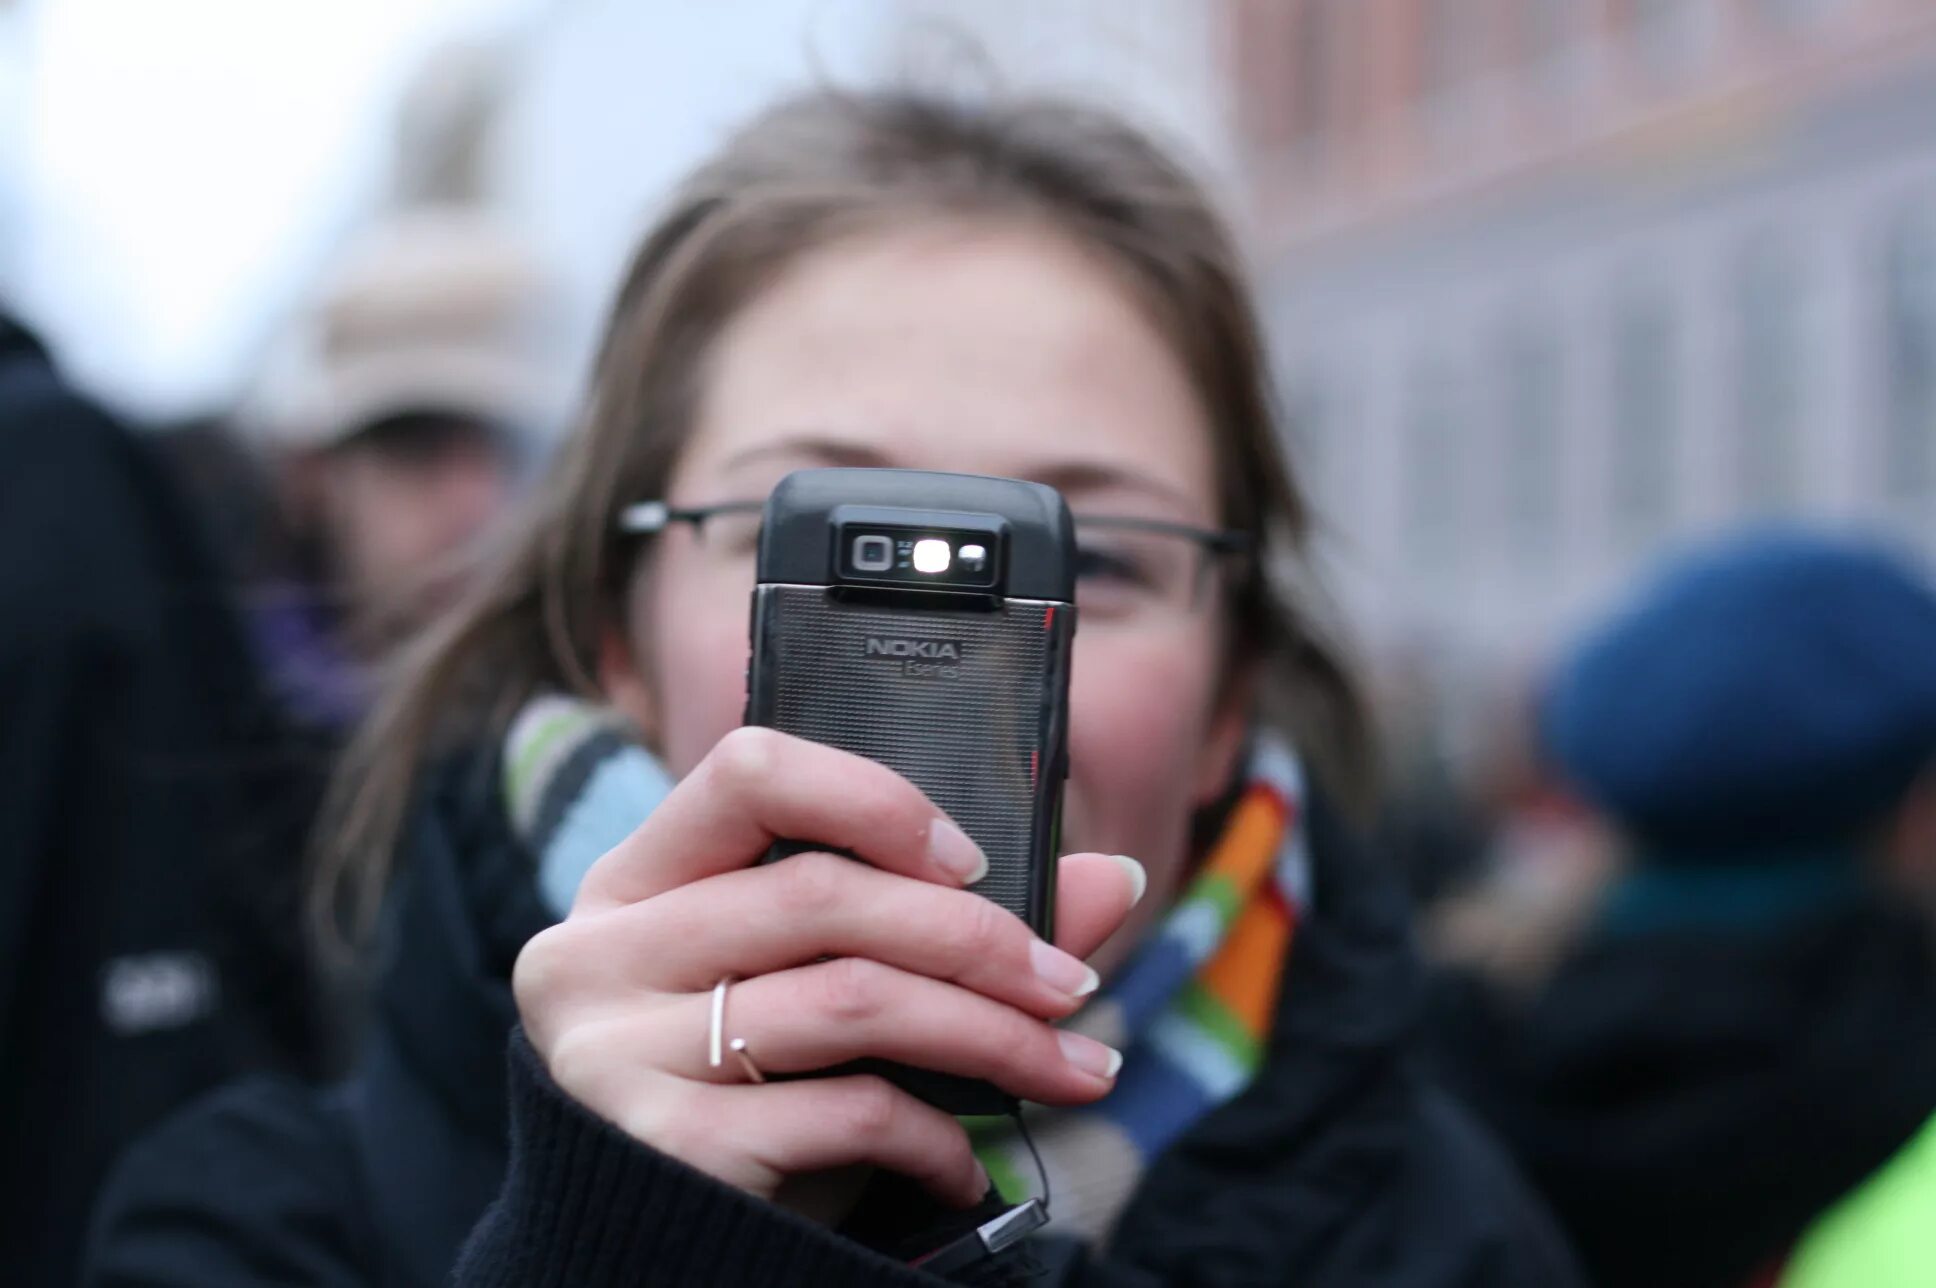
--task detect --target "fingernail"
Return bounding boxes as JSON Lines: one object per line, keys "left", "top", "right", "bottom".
{"left": 927, "top": 818, "right": 988, "bottom": 885}
{"left": 1057, "top": 1030, "right": 1123, "bottom": 1080}
{"left": 1110, "top": 855, "right": 1148, "bottom": 908}
{"left": 1030, "top": 938, "right": 1100, "bottom": 999}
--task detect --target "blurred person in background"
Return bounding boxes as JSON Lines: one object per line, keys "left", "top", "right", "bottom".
{"left": 86, "top": 88, "right": 1581, "bottom": 1288}
{"left": 0, "top": 312, "right": 332, "bottom": 1287}
{"left": 1422, "top": 677, "right": 1616, "bottom": 998}
{"left": 1441, "top": 528, "right": 1936, "bottom": 1288}
{"left": 240, "top": 208, "right": 552, "bottom": 732}
{"left": 1364, "top": 645, "right": 1494, "bottom": 912}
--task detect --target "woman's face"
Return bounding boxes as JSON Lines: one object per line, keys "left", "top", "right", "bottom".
{"left": 606, "top": 221, "right": 1248, "bottom": 976}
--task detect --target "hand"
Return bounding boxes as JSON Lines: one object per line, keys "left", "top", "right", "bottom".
{"left": 512, "top": 726, "right": 1144, "bottom": 1209}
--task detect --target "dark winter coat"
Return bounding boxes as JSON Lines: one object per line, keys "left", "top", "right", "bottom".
{"left": 89, "top": 748, "right": 1582, "bottom": 1286}
{"left": 0, "top": 316, "right": 329, "bottom": 1287}
{"left": 1433, "top": 889, "right": 1936, "bottom": 1288}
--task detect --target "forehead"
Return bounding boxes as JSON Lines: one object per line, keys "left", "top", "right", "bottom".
{"left": 671, "top": 221, "right": 1220, "bottom": 520}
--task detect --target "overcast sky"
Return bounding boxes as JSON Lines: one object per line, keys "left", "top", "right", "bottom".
{"left": 8, "top": 0, "right": 540, "bottom": 415}
{"left": 4, "top": 0, "right": 1214, "bottom": 421}
{"left": 5, "top": 0, "right": 877, "bottom": 419}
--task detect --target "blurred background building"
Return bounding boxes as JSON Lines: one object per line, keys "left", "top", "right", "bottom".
{"left": 6, "top": 0, "right": 1934, "bottom": 750}
{"left": 0, "top": 0, "right": 1235, "bottom": 420}
{"left": 1233, "top": 0, "right": 1936, "bottom": 683}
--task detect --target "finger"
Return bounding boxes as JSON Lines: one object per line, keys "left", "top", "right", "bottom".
{"left": 593, "top": 851, "right": 1101, "bottom": 1015}
{"left": 575, "top": 727, "right": 987, "bottom": 912}
{"left": 1054, "top": 852, "right": 1147, "bottom": 959}
{"left": 671, "top": 957, "right": 1122, "bottom": 1104}
{"left": 687, "top": 1076, "right": 989, "bottom": 1208}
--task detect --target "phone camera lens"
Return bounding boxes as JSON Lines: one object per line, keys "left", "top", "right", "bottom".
{"left": 852, "top": 534, "right": 895, "bottom": 572}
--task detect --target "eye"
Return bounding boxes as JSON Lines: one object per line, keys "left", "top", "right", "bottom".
{"left": 700, "top": 511, "right": 763, "bottom": 554}
{"left": 1075, "top": 543, "right": 1156, "bottom": 587}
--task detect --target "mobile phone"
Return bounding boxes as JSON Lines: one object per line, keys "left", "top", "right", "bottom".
{"left": 745, "top": 467, "right": 1077, "bottom": 1115}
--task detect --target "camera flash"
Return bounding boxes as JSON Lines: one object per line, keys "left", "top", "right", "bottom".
{"left": 912, "top": 539, "right": 952, "bottom": 574}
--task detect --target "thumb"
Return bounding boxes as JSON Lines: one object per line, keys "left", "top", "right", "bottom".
{"left": 1052, "top": 852, "right": 1146, "bottom": 961}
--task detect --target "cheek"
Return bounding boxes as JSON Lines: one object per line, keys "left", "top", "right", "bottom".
{"left": 326, "top": 470, "right": 402, "bottom": 576}
{"left": 348, "top": 470, "right": 437, "bottom": 562}
{"left": 1064, "top": 628, "right": 1223, "bottom": 881}
{"left": 641, "top": 557, "right": 751, "bottom": 777}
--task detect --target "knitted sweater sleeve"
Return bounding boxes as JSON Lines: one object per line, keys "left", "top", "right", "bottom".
{"left": 454, "top": 1031, "right": 1106, "bottom": 1288}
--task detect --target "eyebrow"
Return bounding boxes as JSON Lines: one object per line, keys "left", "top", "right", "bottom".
{"left": 718, "top": 435, "right": 1209, "bottom": 519}
{"left": 720, "top": 438, "right": 888, "bottom": 474}
{"left": 1025, "top": 459, "right": 1208, "bottom": 520}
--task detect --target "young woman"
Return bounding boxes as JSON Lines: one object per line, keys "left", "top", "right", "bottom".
{"left": 87, "top": 89, "right": 1580, "bottom": 1287}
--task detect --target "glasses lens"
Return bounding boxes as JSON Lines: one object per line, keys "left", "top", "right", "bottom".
{"left": 694, "top": 508, "right": 763, "bottom": 556}
{"left": 660, "top": 508, "right": 1224, "bottom": 625}
{"left": 680, "top": 508, "right": 762, "bottom": 601}
{"left": 1072, "top": 522, "right": 1208, "bottom": 625}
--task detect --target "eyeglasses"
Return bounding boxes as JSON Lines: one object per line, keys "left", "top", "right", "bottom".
{"left": 619, "top": 499, "right": 1247, "bottom": 626}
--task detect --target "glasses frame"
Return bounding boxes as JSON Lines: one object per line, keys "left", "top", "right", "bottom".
{"left": 618, "top": 499, "right": 1248, "bottom": 555}
{"left": 616, "top": 499, "right": 1250, "bottom": 613}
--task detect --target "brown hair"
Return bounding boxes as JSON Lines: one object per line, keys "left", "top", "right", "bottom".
{"left": 314, "top": 87, "right": 1373, "bottom": 954}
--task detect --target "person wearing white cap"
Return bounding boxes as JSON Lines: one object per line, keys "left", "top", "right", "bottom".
{"left": 248, "top": 206, "right": 554, "bottom": 728}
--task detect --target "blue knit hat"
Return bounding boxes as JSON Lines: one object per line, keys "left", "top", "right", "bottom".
{"left": 1541, "top": 527, "right": 1936, "bottom": 858}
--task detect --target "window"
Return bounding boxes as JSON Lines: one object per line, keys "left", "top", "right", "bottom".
{"left": 1499, "top": 320, "right": 1564, "bottom": 566}
{"left": 1524, "top": 0, "right": 1589, "bottom": 61}
{"left": 1755, "top": 0, "right": 1845, "bottom": 30}
{"left": 1418, "top": 0, "right": 1485, "bottom": 105}
{"left": 1403, "top": 356, "right": 1467, "bottom": 575}
{"left": 1417, "top": 0, "right": 1493, "bottom": 145}
{"left": 1292, "top": 0, "right": 1354, "bottom": 151}
{"left": 1733, "top": 236, "right": 1806, "bottom": 513}
{"left": 1631, "top": 0, "right": 1718, "bottom": 82}
{"left": 1881, "top": 204, "right": 1936, "bottom": 507}
{"left": 1286, "top": 365, "right": 1334, "bottom": 491}
{"left": 1522, "top": 0, "right": 1594, "bottom": 103}
{"left": 1609, "top": 288, "right": 1679, "bottom": 547}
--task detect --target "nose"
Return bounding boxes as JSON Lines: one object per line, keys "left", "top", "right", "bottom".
{"left": 437, "top": 450, "right": 512, "bottom": 540}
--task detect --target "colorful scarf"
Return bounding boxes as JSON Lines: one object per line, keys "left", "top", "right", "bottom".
{"left": 502, "top": 695, "right": 1310, "bottom": 1244}
{"left": 503, "top": 695, "right": 675, "bottom": 919}
{"left": 969, "top": 738, "right": 1308, "bottom": 1243}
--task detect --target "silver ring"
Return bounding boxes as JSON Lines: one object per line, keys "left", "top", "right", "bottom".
{"left": 728, "top": 1037, "right": 765, "bottom": 1084}
{"left": 709, "top": 977, "right": 765, "bottom": 1084}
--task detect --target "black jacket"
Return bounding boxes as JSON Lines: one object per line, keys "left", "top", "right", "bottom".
{"left": 89, "top": 748, "right": 1582, "bottom": 1287}
{"left": 1431, "top": 896, "right": 1936, "bottom": 1288}
{"left": 0, "top": 317, "right": 329, "bottom": 1286}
